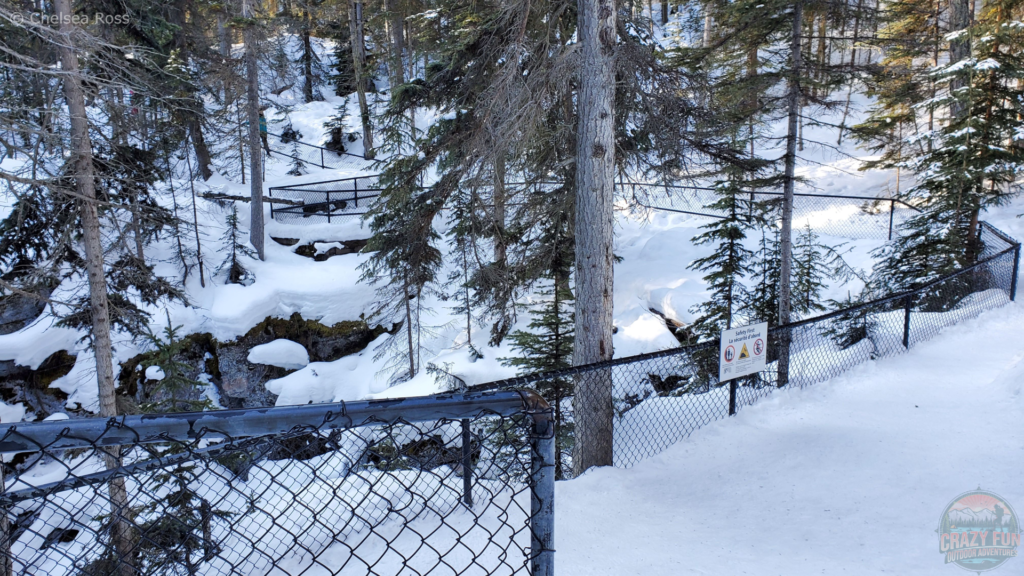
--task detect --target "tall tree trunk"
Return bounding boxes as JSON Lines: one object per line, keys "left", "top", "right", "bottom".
{"left": 703, "top": 10, "right": 713, "bottom": 46}
{"left": 661, "top": 0, "right": 668, "bottom": 24}
{"left": 778, "top": 0, "right": 803, "bottom": 387}
{"left": 385, "top": 0, "right": 406, "bottom": 91}
{"left": 55, "top": 1, "right": 135, "bottom": 573}
{"left": 218, "top": 10, "right": 231, "bottom": 57}
{"left": 949, "top": 0, "right": 972, "bottom": 119}
{"left": 302, "top": 9, "right": 316, "bottom": 102}
{"left": 492, "top": 153, "right": 507, "bottom": 271}
{"left": 243, "top": 0, "right": 265, "bottom": 260}
{"left": 572, "top": 0, "right": 616, "bottom": 475}
{"left": 349, "top": 0, "right": 374, "bottom": 158}
{"left": 188, "top": 114, "right": 214, "bottom": 180}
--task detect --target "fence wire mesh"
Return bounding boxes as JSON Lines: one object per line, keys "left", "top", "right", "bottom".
{"left": 269, "top": 176, "right": 381, "bottom": 224}
{"left": 0, "top": 392, "right": 554, "bottom": 576}
{"left": 471, "top": 222, "right": 1019, "bottom": 479}
{"left": 628, "top": 182, "right": 920, "bottom": 240}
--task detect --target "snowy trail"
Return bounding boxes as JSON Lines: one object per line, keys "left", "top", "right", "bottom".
{"left": 556, "top": 303, "right": 1024, "bottom": 575}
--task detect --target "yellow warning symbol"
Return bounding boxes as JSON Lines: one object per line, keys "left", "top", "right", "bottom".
{"left": 739, "top": 343, "right": 750, "bottom": 360}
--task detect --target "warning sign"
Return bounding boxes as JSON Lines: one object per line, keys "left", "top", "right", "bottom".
{"left": 719, "top": 322, "right": 768, "bottom": 382}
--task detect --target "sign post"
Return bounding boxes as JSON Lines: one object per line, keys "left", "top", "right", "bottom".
{"left": 719, "top": 322, "right": 768, "bottom": 383}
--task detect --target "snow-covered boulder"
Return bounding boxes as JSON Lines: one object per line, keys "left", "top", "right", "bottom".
{"left": 247, "top": 339, "right": 310, "bottom": 370}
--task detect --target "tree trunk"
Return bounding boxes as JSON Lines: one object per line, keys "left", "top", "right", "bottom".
{"left": 302, "top": 9, "right": 316, "bottom": 102}
{"left": 349, "top": 0, "right": 374, "bottom": 158}
{"left": 385, "top": 0, "right": 406, "bottom": 91}
{"left": 243, "top": 0, "right": 265, "bottom": 260}
{"left": 778, "top": 0, "right": 803, "bottom": 387}
{"left": 188, "top": 114, "right": 213, "bottom": 180}
{"left": 55, "top": 1, "right": 135, "bottom": 572}
{"left": 218, "top": 10, "right": 231, "bottom": 57}
{"left": 492, "top": 153, "right": 507, "bottom": 271}
{"left": 572, "top": 0, "right": 616, "bottom": 475}
{"left": 661, "top": 0, "right": 668, "bottom": 24}
{"left": 948, "top": 0, "right": 972, "bottom": 119}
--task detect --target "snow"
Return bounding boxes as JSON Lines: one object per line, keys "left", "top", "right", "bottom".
{"left": 555, "top": 302, "right": 1024, "bottom": 575}
{"left": 144, "top": 366, "right": 165, "bottom": 380}
{"left": 247, "top": 339, "right": 311, "bottom": 371}
{"left": 264, "top": 334, "right": 388, "bottom": 404}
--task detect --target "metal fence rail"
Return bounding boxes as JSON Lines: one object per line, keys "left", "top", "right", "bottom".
{"left": 269, "top": 176, "right": 918, "bottom": 242}
{"left": 626, "top": 182, "right": 921, "bottom": 241}
{"left": 0, "top": 391, "right": 555, "bottom": 576}
{"left": 268, "top": 132, "right": 368, "bottom": 170}
{"left": 470, "top": 222, "right": 1020, "bottom": 479}
{"left": 269, "top": 176, "right": 382, "bottom": 224}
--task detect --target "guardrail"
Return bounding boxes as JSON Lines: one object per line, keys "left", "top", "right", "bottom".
{"left": 0, "top": 391, "right": 555, "bottom": 576}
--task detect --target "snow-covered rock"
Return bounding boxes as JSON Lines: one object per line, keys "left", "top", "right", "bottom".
{"left": 247, "top": 339, "right": 310, "bottom": 370}
{"left": 145, "top": 366, "right": 165, "bottom": 380}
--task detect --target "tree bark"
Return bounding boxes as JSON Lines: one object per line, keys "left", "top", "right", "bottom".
{"left": 778, "top": 0, "right": 803, "bottom": 387}
{"left": 349, "top": 0, "right": 374, "bottom": 158}
{"left": 572, "top": 0, "right": 616, "bottom": 475}
{"left": 301, "top": 9, "right": 316, "bottom": 102}
{"left": 55, "top": 1, "right": 135, "bottom": 572}
{"left": 385, "top": 0, "right": 406, "bottom": 92}
{"left": 948, "top": 0, "right": 972, "bottom": 119}
{"left": 188, "top": 114, "right": 214, "bottom": 180}
{"left": 243, "top": 0, "right": 265, "bottom": 260}
{"left": 660, "top": 0, "right": 668, "bottom": 24}
{"left": 218, "top": 10, "right": 231, "bottom": 57}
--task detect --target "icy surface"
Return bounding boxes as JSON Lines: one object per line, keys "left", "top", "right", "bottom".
{"left": 247, "top": 339, "right": 311, "bottom": 370}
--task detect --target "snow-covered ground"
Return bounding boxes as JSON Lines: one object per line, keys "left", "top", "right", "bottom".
{"left": 556, "top": 301, "right": 1024, "bottom": 575}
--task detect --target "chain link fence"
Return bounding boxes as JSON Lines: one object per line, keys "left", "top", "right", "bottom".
{"left": 269, "top": 176, "right": 381, "bottom": 224}
{"left": 627, "top": 182, "right": 920, "bottom": 240}
{"left": 471, "top": 222, "right": 1020, "bottom": 479}
{"left": 0, "top": 391, "right": 555, "bottom": 576}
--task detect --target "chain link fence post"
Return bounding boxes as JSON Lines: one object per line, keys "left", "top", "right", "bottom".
{"left": 902, "top": 290, "right": 914, "bottom": 348}
{"left": 1012, "top": 243, "right": 1021, "bottom": 301}
{"left": 461, "top": 418, "right": 473, "bottom": 507}
{"left": 530, "top": 405, "right": 556, "bottom": 576}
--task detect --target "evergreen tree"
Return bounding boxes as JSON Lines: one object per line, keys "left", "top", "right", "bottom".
{"left": 217, "top": 205, "right": 257, "bottom": 285}
{"left": 501, "top": 281, "right": 574, "bottom": 479}
{"left": 687, "top": 176, "right": 755, "bottom": 340}
{"left": 792, "top": 225, "right": 829, "bottom": 316}
{"left": 869, "top": 0, "right": 1024, "bottom": 296}
{"left": 743, "top": 225, "right": 782, "bottom": 326}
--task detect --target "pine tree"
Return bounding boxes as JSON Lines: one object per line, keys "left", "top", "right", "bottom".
{"left": 501, "top": 281, "right": 574, "bottom": 479}
{"left": 869, "top": 0, "right": 1024, "bottom": 298}
{"left": 217, "top": 205, "right": 257, "bottom": 285}
{"left": 133, "top": 314, "right": 225, "bottom": 574}
{"left": 687, "top": 176, "right": 755, "bottom": 340}
{"left": 743, "top": 225, "right": 782, "bottom": 326}
{"left": 792, "top": 225, "right": 828, "bottom": 316}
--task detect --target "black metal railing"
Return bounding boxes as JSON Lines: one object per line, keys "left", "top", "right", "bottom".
{"left": 625, "top": 182, "right": 921, "bottom": 241}
{"left": 268, "top": 132, "right": 368, "bottom": 169}
{"left": 470, "top": 221, "right": 1020, "bottom": 479}
{"left": 269, "top": 176, "right": 382, "bottom": 224}
{"left": 0, "top": 391, "right": 555, "bottom": 576}
{"left": 268, "top": 176, "right": 918, "bottom": 242}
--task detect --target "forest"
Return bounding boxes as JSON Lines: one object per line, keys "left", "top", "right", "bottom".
{"left": 0, "top": 0, "right": 1022, "bottom": 477}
